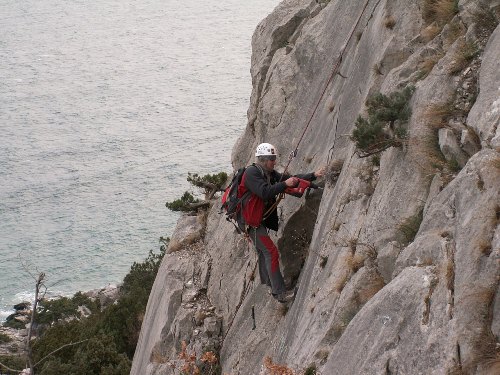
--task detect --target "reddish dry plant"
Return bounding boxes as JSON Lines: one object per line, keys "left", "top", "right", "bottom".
{"left": 201, "top": 350, "right": 219, "bottom": 374}
{"left": 201, "top": 351, "right": 218, "bottom": 365}
{"left": 263, "top": 356, "right": 297, "bottom": 375}
{"left": 178, "top": 341, "right": 200, "bottom": 375}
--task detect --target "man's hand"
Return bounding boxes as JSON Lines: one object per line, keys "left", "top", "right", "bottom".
{"left": 285, "top": 177, "right": 299, "bottom": 187}
{"left": 314, "top": 166, "right": 327, "bottom": 178}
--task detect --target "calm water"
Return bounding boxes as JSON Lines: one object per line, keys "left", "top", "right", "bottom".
{"left": 0, "top": 0, "right": 279, "bottom": 319}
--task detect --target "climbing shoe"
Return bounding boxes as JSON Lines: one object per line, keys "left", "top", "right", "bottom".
{"left": 275, "top": 290, "right": 295, "bottom": 304}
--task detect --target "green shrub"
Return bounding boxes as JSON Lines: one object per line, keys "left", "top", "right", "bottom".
{"left": 187, "top": 172, "right": 227, "bottom": 190}
{"left": 366, "top": 86, "right": 414, "bottom": 125}
{"left": 3, "top": 316, "right": 26, "bottom": 330}
{"left": 37, "top": 292, "right": 99, "bottom": 325}
{"left": 305, "top": 364, "right": 317, "bottom": 375}
{"left": 166, "top": 171, "right": 227, "bottom": 211}
{"left": 0, "top": 354, "right": 26, "bottom": 372}
{"left": 0, "top": 332, "right": 12, "bottom": 343}
{"left": 352, "top": 86, "right": 415, "bottom": 157}
{"left": 31, "top": 248, "right": 165, "bottom": 373}
{"left": 37, "top": 334, "right": 131, "bottom": 375}
{"left": 165, "top": 191, "right": 200, "bottom": 211}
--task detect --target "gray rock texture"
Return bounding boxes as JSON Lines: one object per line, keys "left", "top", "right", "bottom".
{"left": 132, "top": 0, "right": 500, "bottom": 374}
{"left": 167, "top": 213, "right": 206, "bottom": 253}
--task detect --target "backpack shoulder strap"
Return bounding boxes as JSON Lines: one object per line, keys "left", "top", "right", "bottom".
{"left": 246, "top": 163, "right": 265, "bottom": 178}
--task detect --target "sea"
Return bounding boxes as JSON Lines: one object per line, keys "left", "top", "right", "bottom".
{"left": 0, "top": 0, "right": 279, "bottom": 320}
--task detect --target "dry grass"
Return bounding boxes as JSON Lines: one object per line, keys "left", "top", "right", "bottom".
{"left": 358, "top": 276, "right": 385, "bottom": 303}
{"left": 471, "top": 6, "right": 499, "bottom": 35}
{"left": 459, "top": 286, "right": 495, "bottom": 316}
{"left": 423, "top": 0, "right": 459, "bottom": 26}
{"left": 384, "top": 15, "right": 396, "bottom": 29}
{"left": 441, "top": 257, "right": 455, "bottom": 292}
{"left": 417, "top": 256, "right": 435, "bottom": 267}
{"left": 150, "top": 346, "right": 169, "bottom": 364}
{"left": 478, "top": 240, "right": 492, "bottom": 256}
{"left": 417, "top": 51, "right": 445, "bottom": 78}
{"left": 372, "top": 62, "right": 383, "bottom": 75}
{"left": 481, "top": 357, "right": 500, "bottom": 375}
{"left": 447, "top": 363, "right": 464, "bottom": 374}
{"left": 443, "top": 20, "right": 465, "bottom": 45}
{"left": 464, "top": 326, "right": 500, "bottom": 375}
{"left": 326, "top": 158, "right": 344, "bottom": 186}
{"left": 345, "top": 252, "right": 365, "bottom": 272}
{"left": 410, "top": 136, "right": 448, "bottom": 182}
{"left": 333, "top": 269, "right": 351, "bottom": 293}
{"left": 409, "top": 102, "right": 467, "bottom": 183}
{"left": 425, "top": 101, "right": 455, "bottom": 130}
{"left": 449, "top": 40, "right": 480, "bottom": 75}
{"left": 421, "top": 22, "right": 441, "bottom": 41}
{"left": 329, "top": 159, "right": 344, "bottom": 173}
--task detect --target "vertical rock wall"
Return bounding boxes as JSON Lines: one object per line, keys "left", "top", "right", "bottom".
{"left": 132, "top": 0, "right": 499, "bottom": 374}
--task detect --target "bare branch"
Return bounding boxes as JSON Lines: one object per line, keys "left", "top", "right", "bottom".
{"left": 0, "top": 360, "right": 22, "bottom": 373}
{"left": 33, "top": 339, "right": 90, "bottom": 368}
{"left": 19, "top": 254, "right": 37, "bottom": 281}
{"left": 27, "top": 272, "right": 46, "bottom": 374}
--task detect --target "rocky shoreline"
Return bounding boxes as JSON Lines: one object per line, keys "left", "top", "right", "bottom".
{"left": 0, "top": 283, "right": 122, "bottom": 357}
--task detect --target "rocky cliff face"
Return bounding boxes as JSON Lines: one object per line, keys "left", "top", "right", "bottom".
{"left": 132, "top": 0, "right": 500, "bottom": 374}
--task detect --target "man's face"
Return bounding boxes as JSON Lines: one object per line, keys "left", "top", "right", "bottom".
{"left": 263, "top": 155, "right": 276, "bottom": 171}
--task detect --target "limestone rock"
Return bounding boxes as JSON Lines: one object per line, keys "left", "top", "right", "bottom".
{"left": 461, "top": 128, "right": 481, "bottom": 156}
{"left": 167, "top": 213, "right": 204, "bottom": 253}
{"left": 467, "top": 25, "right": 500, "bottom": 148}
{"left": 13, "top": 302, "right": 30, "bottom": 311}
{"left": 132, "top": 1, "right": 500, "bottom": 374}
{"left": 438, "top": 127, "right": 469, "bottom": 167}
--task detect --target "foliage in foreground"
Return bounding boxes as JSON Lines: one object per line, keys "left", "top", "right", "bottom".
{"left": 19, "top": 248, "right": 166, "bottom": 375}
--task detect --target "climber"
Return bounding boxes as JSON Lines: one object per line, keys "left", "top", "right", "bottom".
{"left": 237, "top": 143, "right": 325, "bottom": 303}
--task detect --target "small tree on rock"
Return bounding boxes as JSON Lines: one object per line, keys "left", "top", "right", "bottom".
{"left": 352, "top": 86, "right": 415, "bottom": 157}
{"left": 165, "top": 172, "right": 227, "bottom": 212}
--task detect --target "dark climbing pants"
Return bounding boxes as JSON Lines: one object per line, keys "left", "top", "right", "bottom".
{"left": 247, "top": 225, "right": 286, "bottom": 296}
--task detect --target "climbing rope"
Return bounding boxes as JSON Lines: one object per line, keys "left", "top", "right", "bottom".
{"left": 280, "top": 0, "right": 375, "bottom": 177}
{"left": 223, "top": 0, "right": 381, "bottom": 343}
{"left": 263, "top": 0, "right": 377, "bottom": 219}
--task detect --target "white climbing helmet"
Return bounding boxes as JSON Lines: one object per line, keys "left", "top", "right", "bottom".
{"left": 255, "top": 143, "right": 277, "bottom": 157}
